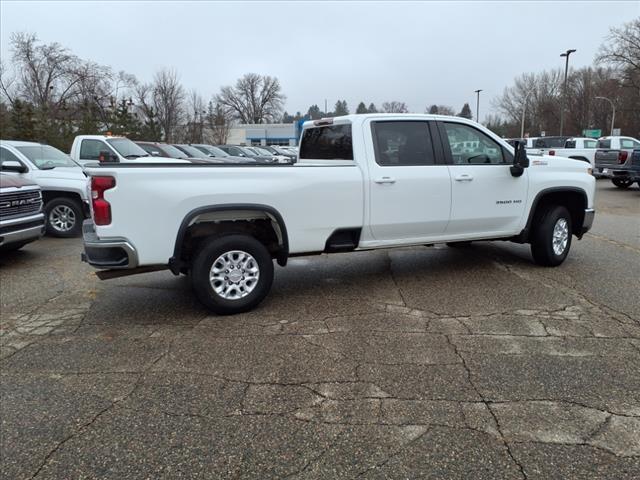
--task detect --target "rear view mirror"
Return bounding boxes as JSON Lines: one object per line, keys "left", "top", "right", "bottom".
{"left": 1, "top": 160, "right": 28, "bottom": 173}
{"left": 510, "top": 141, "right": 529, "bottom": 177}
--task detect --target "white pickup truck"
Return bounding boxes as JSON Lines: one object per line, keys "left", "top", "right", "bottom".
{"left": 545, "top": 137, "right": 598, "bottom": 168}
{"left": 81, "top": 114, "right": 595, "bottom": 314}
{"left": 70, "top": 135, "right": 188, "bottom": 167}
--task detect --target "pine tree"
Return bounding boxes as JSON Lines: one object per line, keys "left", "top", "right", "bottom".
{"left": 367, "top": 103, "right": 378, "bottom": 113}
{"left": 356, "top": 102, "right": 368, "bottom": 114}
{"left": 457, "top": 103, "right": 473, "bottom": 119}
{"left": 9, "top": 100, "right": 37, "bottom": 141}
{"left": 427, "top": 105, "right": 439, "bottom": 114}
{"left": 140, "top": 107, "right": 163, "bottom": 141}
{"left": 334, "top": 100, "right": 349, "bottom": 116}
{"left": 307, "top": 105, "right": 323, "bottom": 119}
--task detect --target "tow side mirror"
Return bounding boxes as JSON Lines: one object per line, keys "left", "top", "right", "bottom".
{"left": 510, "top": 141, "right": 529, "bottom": 177}
{"left": 98, "top": 151, "right": 118, "bottom": 163}
{"left": 1, "top": 160, "right": 28, "bottom": 173}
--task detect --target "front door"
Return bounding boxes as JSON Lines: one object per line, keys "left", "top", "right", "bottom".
{"left": 439, "top": 121, "right": 528, "bottom": 237}
{"left": 367, "top": 120, "right": 451, "bottom": 242}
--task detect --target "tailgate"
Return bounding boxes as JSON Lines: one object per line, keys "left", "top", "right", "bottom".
{"left": 595, "top": 150, "right": 620, "bottom": 167}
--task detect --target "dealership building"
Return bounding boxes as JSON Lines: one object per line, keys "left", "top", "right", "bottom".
{"left": 226, "top": 122, "right": 301, "bottom": 146}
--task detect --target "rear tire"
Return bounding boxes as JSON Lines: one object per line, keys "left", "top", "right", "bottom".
{"left": 45, "top": 198, "right": 83, "bottom": 237}
{"left": 530, "top": 205, "right": 572, "bottom": 267}
{"left": 612, "top": 178, "right": 633, "bottom": 189}
{"left": 191, "top": 234, "right": 274, "bottom": 315}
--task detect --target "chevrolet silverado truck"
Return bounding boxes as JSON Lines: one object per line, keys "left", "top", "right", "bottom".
{"left": 594, "top": 136, "right": 640, "bottom": 187}
{"left": 0, "top": 172, "right": 45, "bottom": 252}
{"left": 70, "top": 135, "right": 189, "bottom": 168}
{"left": 81, "top": 114, "right": 596, "bottom": 314}
{"left": 545, "top": 137, "right": 598, "bottom": 168}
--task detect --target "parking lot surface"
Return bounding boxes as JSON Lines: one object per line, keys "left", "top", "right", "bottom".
{"left": 1, "top": 180, "right": 639, "bottom": 479}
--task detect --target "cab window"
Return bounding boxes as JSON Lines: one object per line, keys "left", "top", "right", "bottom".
{"left": 443, "top": 123, "right": 506, "bottom": 165}
{"left": 80, "top": 139, "right": 110, "bottom": 160}
{"left": 372, "top": 121, "right": 435, "bottom": 166}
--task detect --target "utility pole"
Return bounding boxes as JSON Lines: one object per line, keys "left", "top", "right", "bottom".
{"left": 559, "top": 49, "right": 576, "bottom": 136}
{"left": 324, "top": 99, "right": 327, "bottom": 116}
{"left": 595, "top": 96, "right": 616, "bottom": 135}
{"left": 474, "top": 89, "right": 482, "bottom": 123}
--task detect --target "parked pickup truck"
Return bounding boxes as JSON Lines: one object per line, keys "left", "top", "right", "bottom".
{"left": 594, "top": 136, "right": 640, "bottom": 188}
{"left": 1, "top": 140, "right": 90, "bottom": 237}
{"left": 0, "top": 172, "right": 45, "bottom": 252}
{"left": 81, "top": 114, "right": 596, "bottom": 314}
{"left": 545, "top": 137, "right": 598, "bottom": 168}
{"left": 70, "top": 135, "right": 189, "bottom": 168}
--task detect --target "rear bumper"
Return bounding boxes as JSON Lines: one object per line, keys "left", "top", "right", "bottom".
{"left": 580, "top": 208, "right": 595, "bottom": 237}
{"left": 0, "top": 213, "right": 45, "bottom": 247}
{"left": 81, "top": 220, "right": 138, "bottom": 269}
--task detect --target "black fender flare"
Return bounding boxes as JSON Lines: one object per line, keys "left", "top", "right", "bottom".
{"left": 516, "top": 187, "right": 588, "bottom": 242}
{"left": 169, "top": 204, "right": 289, "bottom": 273}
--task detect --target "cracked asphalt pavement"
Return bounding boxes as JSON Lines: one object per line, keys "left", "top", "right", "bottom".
{"left": 1, "top": 180, "right": 639, "bottom": 479}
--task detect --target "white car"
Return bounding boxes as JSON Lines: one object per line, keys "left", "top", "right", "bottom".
{"left": 80, "top": 114, "right": 595, "bottom": 314}
{"left": 0, "top": 140, "right": 90, "bottom": 237}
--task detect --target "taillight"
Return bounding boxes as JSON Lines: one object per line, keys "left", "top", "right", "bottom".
{"left": 91, "top": 176, "right": 115, "bottom": 225}
{"left": 618, "top": 151, "right": 628, "bottom": 163}
{"left": 549, "top": 150, "right": 555, "bottom": 156}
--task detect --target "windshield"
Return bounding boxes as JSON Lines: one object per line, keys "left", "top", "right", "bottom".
{"left": 106, "top": 138, "right": 149, "bottom": 158}
{"left": 15, "top": 145, "right": 78, "bottom": 169}
{"left": 193, "top": 145, "right": 228, "bottom": 157}
{"left": 254, "top": 147, "right": 273, "bottom": 156}
{"left": 176, "top": 145, "right": 206, "bottom": 157}
{"left": 159, "top": 144, "right": 188, "bottom": 158}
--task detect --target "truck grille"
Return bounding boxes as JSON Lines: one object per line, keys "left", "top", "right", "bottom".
{"left": 0, "top": 189, "right": 43, "bottom": 220}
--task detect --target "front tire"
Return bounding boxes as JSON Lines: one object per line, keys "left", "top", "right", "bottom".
{"left": 612, "top": 178, "right": 633, "bottom": 189}
{"left": 191, "top": 234, "right": 274, "bottom": 315}
{"left": 45, "top": 198, "right": 83, "bottom": 237}
{"left": 530, "top": 205, "right": 572, "bottom": 267}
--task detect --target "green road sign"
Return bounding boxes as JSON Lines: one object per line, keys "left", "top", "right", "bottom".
{"left": 582, "top": 129, "right": 602, "bottom": 138}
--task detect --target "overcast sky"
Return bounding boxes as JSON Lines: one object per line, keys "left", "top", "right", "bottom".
{"left": 1, "top": 1, "right": 638, "bottom": 119}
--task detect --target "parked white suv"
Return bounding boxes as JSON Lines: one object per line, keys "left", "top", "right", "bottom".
{"left": 81, "top": 114, "right": 595, "bottom": 314}
{"left": 0, "top": 141, "right": 89, "bottom": 237}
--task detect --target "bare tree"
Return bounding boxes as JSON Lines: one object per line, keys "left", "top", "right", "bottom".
{"left": 217, "top": 73, "right": 285, "bottom": 124}
{"left": 152, "top": 68, "right": 184, "bottom": 142}
{"left": 597, "top": 18, "right": 640, "bottom": 89}
{"left": 381, "top": 101, "right": 408, "bottom": 113}
{"left": 182, "top": 90, "right": 205, "bottom": 143}
{"left": 205, "top": 100, "right": 232, "bottom": 144}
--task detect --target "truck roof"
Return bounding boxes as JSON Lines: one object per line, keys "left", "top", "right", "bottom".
{"left": 302, "top": 113, "right": 481, "bottom": 129}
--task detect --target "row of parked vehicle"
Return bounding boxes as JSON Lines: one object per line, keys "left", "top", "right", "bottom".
{"left": 0, "top": 135, "right": 300, "bottom": 252}
{"left": 506, "top": 135, "right": 640, "bottom": 189}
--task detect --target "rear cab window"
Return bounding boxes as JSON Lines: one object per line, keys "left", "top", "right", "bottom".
{"left": 299, "top": 124, "right": 353, "bottom": 160}
{"left": 597, "top": 139, "right": 611, "bottom": 149}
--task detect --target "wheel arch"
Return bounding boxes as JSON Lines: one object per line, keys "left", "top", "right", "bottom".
{"left": 519, "top": 187, "right": 588, "bottom": 241}
{"left": 169, "top": 204, "right": 289, "bottom": 274}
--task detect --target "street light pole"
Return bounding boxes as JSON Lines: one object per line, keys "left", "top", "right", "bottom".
{"left": 595, "top": 96, "right": 616, "bottom": 135}
{"left": 474, "top": 89, "right": 482, "bottom": 123}
{"left": 520, "top": 89, "right": 536, "bottom": 138}
{"left": 559, "top": 49, "right": 576, "bottom": 136}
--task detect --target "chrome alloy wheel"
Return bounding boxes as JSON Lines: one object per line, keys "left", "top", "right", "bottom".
{"left": 49, "top": 205, "right": 76, "bottom": 232}
{"left": 209, "top": 250, "right": 260, "bottom": 300}
{"left": 552, "top": 218, "right": 569, "bottom": 255}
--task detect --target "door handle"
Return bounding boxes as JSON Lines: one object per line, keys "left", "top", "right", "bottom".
{"left": 374, "top": 176, "right": 396, "bottom": 184}
{"left": 454, "top": 174, "right": 473, "bottom": 182}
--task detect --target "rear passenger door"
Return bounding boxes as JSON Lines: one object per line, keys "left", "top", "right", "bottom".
{"left": 366, "top": 120, "right": 451, "bottom": 241}
{"left": 438, "top": 121, "right": 528, "bottom": 237}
